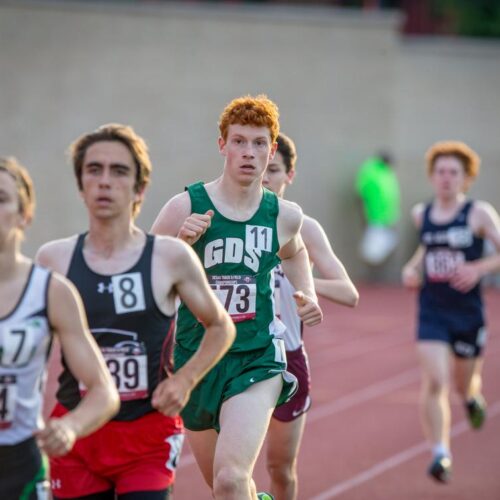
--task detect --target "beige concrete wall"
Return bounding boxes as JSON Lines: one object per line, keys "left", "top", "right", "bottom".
{"left": 393, "top": 39, "right": 500, "bottom": 278}
{"left": 1, "top": 1, "right": 499, "bottom": 281}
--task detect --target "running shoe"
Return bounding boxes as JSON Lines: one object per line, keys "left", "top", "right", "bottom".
{"left": 466, "top": 395, "right": 487, "bottom": 430}
{"left": 257, "top": 493, "right": 274, "bottom": 500}
{"left": 428, "top": 455, "right": 452, "bottom": 483}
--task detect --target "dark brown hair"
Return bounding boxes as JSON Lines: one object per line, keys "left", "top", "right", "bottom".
{"left": 70, "top": 123, "right": 151, "bottom": 217}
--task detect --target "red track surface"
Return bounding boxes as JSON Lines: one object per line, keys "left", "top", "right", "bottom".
{"left": 45, "top": 285, "right": 500, "bottom": 499}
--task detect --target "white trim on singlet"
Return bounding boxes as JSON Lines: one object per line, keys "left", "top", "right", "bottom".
{"left": 274, "top": 265, "right": 302, "bottom": 351}
{"left": 0, "top": 266, "right": 52, "bottom": 446}
{"left": 268, "top": 267, "right": 286, "bottom": 339}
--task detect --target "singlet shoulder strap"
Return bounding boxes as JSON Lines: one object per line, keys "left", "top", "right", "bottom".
{"left": 461, "top": 200, "right": 474, "bottom": 218}
{"left": 185, "top": 181, "right": 214, "bottom": 214}
{"left": 11, "top": 264, "right": 52, "bottom": 322}
{"left": 423, "top": 202, "right": 432, "bottom": 222}
{"left": 142, "top": 234, "right": 155, "bottom": 264}
{"left": 419, "top": 203, "right": 433, "bottom": 237}
{"left": 33, "top": 265, "right": 53, "bottom": 331}
{"left": 67, "top": 233, "right": 87, "bottom": 276}
{"left": 261, "top": 187, "right": 279, "bottom": 217}
{"left": 32, "top": 265, "right": 52, "bottom": 311}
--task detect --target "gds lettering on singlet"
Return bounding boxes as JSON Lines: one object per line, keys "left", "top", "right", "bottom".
{"left": 203, "top": 225, "right": 273, "bottom": 322}
{"left": 204, "top": 225, "right": 273, "bottom": 272}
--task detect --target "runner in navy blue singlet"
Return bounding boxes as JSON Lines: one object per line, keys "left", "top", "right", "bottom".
{"left": 402, "top": 141, "right": 500, "bottom": 483}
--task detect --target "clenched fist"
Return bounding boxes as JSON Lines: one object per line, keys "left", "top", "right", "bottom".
{"left": 178, "top": 210, "right": 214, "bottom": 245}
{"left": 293, "top": 291, "right": 323, "bottom": 326}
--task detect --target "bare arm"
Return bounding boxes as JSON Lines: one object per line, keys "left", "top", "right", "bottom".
{"left": 302, "top": 216, "right": 359, "bottom": 307}
{"left": 401, "top": 204, "right": 425, "bottom": 289}
{"left": 152, "top": 241, "right": 235, "bottom": 416}
{"left": 35, "top": 237, "right": 77, "bottom": 276}
{"left": 37, "top": 274, "right": 119, "bottom": 457}
{"left": 151, "top": 192, "right": 191, "bottom": 236}
{"left": 450, "top": 201, "right": 500, "bottom": 292}
{"left": 278, "top": 200, "right": 322, "bottom": 326}
{"left": 477, "top": 201, "right": 500, "bottom": 272}
{"left": 401, "top": 245, "right": 425, "bottom": 289}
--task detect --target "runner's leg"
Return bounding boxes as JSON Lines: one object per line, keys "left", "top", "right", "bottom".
{"left": 213, "top": 375, "right": 282, "bottom": 500}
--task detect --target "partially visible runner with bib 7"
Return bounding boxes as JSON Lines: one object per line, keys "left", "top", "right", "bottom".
{"left": 402, "top": 141, "right": 500, "bottom": 483}
{"left": 36, "top": 124, "right": 235, "bottom": 500}
{"left": 151, "top": 95, "right": 323, "bottom": 500}
{"left": 0, "top": 157, "right": 119, "bottom": 500}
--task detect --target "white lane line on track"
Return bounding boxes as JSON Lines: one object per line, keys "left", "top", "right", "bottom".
{"left": 312, "top": 325, "right": 500, "bottom": 367}
{"left": 309, "top": 338, "right": 500, "bottom": 425}
{"left": 307, "top": 368, "right": 420, "bottom": 424}
{"left": 312, "top": 336, "right": 411, "bottom": 367}
{"left": 177, "top": 369, "right": 420, "bottom": 470}
{"left": 177, "top": 339, "right": 500, "bottom": 470}
{"left": 309, "top": 401, "right": 500, "bottom": 500}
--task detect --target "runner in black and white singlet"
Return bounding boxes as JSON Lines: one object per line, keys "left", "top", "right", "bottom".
{"left": 402, "top": 141, "right": 500, "bottom": 483}
{"left": 263, "top": 133, "right": 359, "bottom": 500}
{"left": 0, "top": 157, "right": 118, "bottom": 500}
{"left": 36, "top": 125, "right": 234, "bottom": 499}
{"left": 152, "top": 97, "right": 323, "bottom": 500}
{"left": 1, "top": 265, "right": 53, "bottom": 500}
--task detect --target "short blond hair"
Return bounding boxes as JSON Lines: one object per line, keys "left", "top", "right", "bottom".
{"left": 426, "top": 141, "right": 480, "bottom": 179}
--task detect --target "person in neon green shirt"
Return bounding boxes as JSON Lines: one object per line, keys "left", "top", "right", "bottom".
{"left": 355, "top": 152, "right": 401, "bottom": 265}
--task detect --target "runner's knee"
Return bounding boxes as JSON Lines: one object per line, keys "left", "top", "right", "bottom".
{"left": 455, "top": 372, "right": 479, "bottom": 398}
{"left": 423, "top": 376, "right": 449, "bottom": 396}
{"left": 267, "top": 459, "right": 297, "bottom": 485}
{"left": 213, "top": 465, "right": 250, "bottom": 496}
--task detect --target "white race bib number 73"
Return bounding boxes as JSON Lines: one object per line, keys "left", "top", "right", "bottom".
{"left": 209, "top": 275, "right": 256, "bottom": 323}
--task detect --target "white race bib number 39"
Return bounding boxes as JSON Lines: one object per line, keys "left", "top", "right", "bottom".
{"left": 80, "top": 347, "right": 148, "bottom": 401}
{"left": 209, "top": 275, "right": 256, "bottom": 323}
{"left": 0, "top": 374, "right": 17, "bottom": 429}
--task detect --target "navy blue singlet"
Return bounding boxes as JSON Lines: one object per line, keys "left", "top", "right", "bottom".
{"left": 419, "top": 200, "right": 484, "bottom": 330}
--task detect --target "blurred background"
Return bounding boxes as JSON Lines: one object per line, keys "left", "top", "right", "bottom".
{"left": 1, "top": 0, "right": 499, "bottom": 282}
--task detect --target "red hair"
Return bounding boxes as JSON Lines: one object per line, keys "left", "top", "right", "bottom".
{"left": 426, "top": 141, "right": 480, "bottom": 178}
{"left": 219, "top": 95, "right": 280, "bottom": 142}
